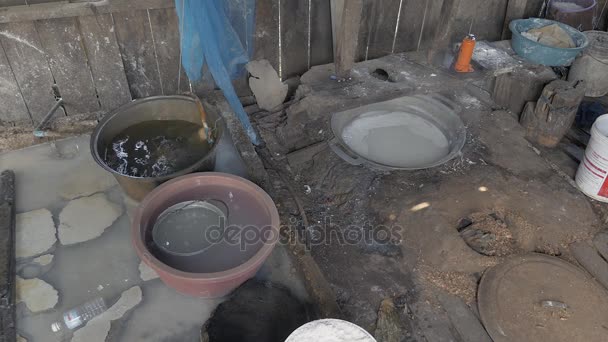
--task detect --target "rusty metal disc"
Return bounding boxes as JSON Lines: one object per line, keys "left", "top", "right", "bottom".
{"left": 478, "top": 253, "right": 608, "bottom": 342}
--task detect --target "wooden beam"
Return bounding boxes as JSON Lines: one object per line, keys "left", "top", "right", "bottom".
{"left": 501, "top": 0, "right": 527, "bottom": 40}
{"left": 0, "top": 170, "right": 16, "bottom": 342}
{"left": 334, "top": 0, "right": 362, "bottom": 77}
{"left": 0, "top": 0, "right": 175, "bottom": 24}
{"left": 427, "top": 0, "right": 462, "bottom": 65}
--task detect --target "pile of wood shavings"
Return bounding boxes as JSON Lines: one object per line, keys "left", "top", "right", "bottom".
{"left": 419, "top": 267, "right": 478, "bottom": 305}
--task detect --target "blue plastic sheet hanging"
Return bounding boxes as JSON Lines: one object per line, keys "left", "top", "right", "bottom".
{"left": 175, "top": 0, "right": 260, "bottom": 145}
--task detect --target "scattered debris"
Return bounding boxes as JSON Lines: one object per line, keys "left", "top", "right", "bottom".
{"left": 247, "top": 59, "right": 288, "bottom": 111}
{"left": 16, "top": 209, "right": 56, "bottom": 258}
{"left": 457, "top": 211, "right": 517, "bottom": 257}
{"left": 16, "top": 276, "right": 58, "bottom": 313}
{"left": 58, "top": 193, "right": 122, "bottom": 245}
{"left": 472, "top": 41, "right": 519, "bottom": 74}
{"left": 72, "top": 286, "right": 142, "bottom": 342}
{"left": 420, "top": 268, "right": 478, "bottom": 304}
{"left": 374, "top": 298, "right": 406, "bottom": 342}
{"left": 138, "top": 261, "right": 159, "bottom": 282}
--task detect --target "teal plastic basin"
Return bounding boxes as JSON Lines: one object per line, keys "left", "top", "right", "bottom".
{"left": 509, "top": 18, "right": 589, "bottom": 66}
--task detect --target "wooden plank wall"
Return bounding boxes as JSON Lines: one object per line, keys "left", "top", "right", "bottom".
{"left": 0, "top": 2, "right": 187, "bottom": 125}
{"left": 0, "top": 0, "right": 601, "bottom": 125}
{"left": 357, "top": 0, "right": 512, "bottom": 62}
{"left": 0, "top": 0, "right": 335, "bottom": 125}
{"left": 254, "top": 0, "right": 334, "bottom": 80}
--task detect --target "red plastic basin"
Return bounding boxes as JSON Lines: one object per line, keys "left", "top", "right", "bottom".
{"left": 132, "top": 172, "right": 280, "bottom": 298}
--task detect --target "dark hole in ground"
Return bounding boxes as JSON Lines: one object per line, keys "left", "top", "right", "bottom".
{"left": 457, "top": 211, "right": 516, "bottom": 257}
{"left": 371, "top": 68, "right": 395, "bottom": 82}
{"left": 202, "top": 280, "right": 316, "bottom": 342}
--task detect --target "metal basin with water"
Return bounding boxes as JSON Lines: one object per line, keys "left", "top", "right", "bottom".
{"left": 90, "top": 96, "right": 224, "bottom": 201}
{"left": 329, "top": 94, "right": 466, "bottom": 171}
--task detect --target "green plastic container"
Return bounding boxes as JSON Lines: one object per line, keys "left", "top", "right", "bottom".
{"left": 509, "top": 18, "right": 589, "bottom": 66}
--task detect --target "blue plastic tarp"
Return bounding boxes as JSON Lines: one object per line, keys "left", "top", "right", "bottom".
{"left": 176, "top": 0, "right": 259, "bottom": 145}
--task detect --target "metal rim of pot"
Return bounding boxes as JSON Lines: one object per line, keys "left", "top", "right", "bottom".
{"left": 89, "top": 95, "right": 225, "bottom": 182}
{"left": 329, "top": 94, "right": 467, "bottom": 171}
{"left": 152, "top": 199, "right": 229, "bottom": 257}
{"left": 131, "top": 172, "right": 281, "bottom": 281}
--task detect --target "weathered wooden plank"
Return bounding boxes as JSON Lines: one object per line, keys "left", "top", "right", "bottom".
{"left": 0, "top": 170, "right": 16, "bottom": 342}
{"left": 310, "top": 0, "right": 333, "bottom": 67}
{"left": 596, "top": 0, "right": 608, "bottom": 30}
{"left": 148, "top": 7, "right": 189, "bottom": 95}
{"left": 355, "top": 0, "right": 375, "bottom": 61}
{"left": 520, "top": 80, "right": 585, "bottom": 148}
{"left": 593, "top": 232, "right": 608, "bottom": 262}
{"left": 77, "top": 14, "right": 131, "bottom": 112}
{"left": 524, "top": 0, "right": 545, "bottom": 18}
{"left": 365, "top": 0, "right": 401, "bottom": 59}
{"left": 113, "top": 10, "right": 162, "bottom": 99}
{"left": 26, "top": 0, "right": 59, "bottom": 4}
{"left": 501, "top": 0, "right": 527, "bottom": 40}
{"left": 330, "top": 0, "right": 343, "bottom": 57}
{"left": 418, "top": 0, "right": 444, "bottom": 52}
{"left": 436, "top": 292, "right": 493, "bottom": 342}
{"left": 0, "top": 0, "right": 25, "bottom": 7}
{"left": 443, "top": 0, "right": 508, "bottom": 45}
{"left": 335, "top": 0, "right": 362, "bottom": 76}
{"left": 0, "top": 39, "right": 29, "bottom": 123}
{"left": 36, "top": 17, "right": 100, "bottom": 114}
{"left": 0, "top": 0, "right": 175, "bottom": 24}
{"left": 394, "top": 0, "right": 427, "bottom": 53}
{"left": 0, "top": 21, "right": 57, "bottom": 123}
{"left": 571, "top": 241, "right": 608, "bottom": 291}
{"left": 280, "top": 0, "right": 308, "bottom": 79}
{"left": 427, "top": 0, "right": 462, "bottom": 64}
{"left": 253, "top": 0, "right": 279, "bottom": 74}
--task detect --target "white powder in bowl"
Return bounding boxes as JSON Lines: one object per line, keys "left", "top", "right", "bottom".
{"left": 285, "top": 319, "right": 377, "bottom": 342}
{"left": 552, "top": 2, "right": 585, "bottom": 11}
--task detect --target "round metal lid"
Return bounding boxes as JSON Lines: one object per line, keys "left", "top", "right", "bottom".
{"left": 478, "top": 254, "right": 608, "bottom": 342}
{"left": 152, "top": 200, "right": 227, "bottom": 257}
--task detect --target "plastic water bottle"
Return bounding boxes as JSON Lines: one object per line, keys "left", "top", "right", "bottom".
{"left": 50, "top": 297, "right": 107, "bottom": 333}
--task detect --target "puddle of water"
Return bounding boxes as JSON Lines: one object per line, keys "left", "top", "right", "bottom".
{"left": 2, "top": 135, "right": 308, "bottom": 341}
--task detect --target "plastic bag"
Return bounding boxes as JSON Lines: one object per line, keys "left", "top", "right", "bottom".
{"left": 176, "top": 0, "right": 259, "bottom": 144}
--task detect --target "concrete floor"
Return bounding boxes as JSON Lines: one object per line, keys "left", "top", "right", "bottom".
{"left": 1, "top": 133, "right": 308, "bottom": 341}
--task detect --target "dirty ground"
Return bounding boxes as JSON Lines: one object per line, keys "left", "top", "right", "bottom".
{"left": 250, "top": 51, "right": 604, "bottom": 340}
{"left": 1, "top": 49, "right": 608, "bottom": 341}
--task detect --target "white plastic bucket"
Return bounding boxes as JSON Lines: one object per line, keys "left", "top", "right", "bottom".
{"left": 576, "top": 114, "right": 608, "bottom": 202}
{"left": 285, "top": 319, "right": 377, "bottom": 342}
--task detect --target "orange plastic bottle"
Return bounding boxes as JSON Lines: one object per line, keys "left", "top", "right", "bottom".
{"left": 454, "top": 34, "right": 476, "bottom": 73}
